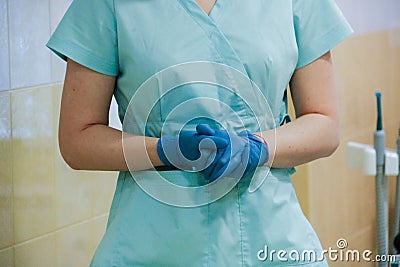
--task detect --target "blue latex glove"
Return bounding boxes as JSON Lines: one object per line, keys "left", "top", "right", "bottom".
{"left": 157, "top": 130, "right": 228, "bottom": 171}
{"left": 196, "top": 124, "right": 269, "bottom": 181}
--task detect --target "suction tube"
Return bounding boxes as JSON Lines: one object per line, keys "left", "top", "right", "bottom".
{"left": 393, "top": 125, "right": 400, "bottom": 254}
{"left": 374, "top": 92, "right": 388, "bottom": 266}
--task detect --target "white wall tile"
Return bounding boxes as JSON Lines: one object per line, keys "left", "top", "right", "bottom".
{"left": 9, "top": 0, "right": 51, "bottom": 89}
{"left": 0, "top": 0, "right": 10, "bottom": 91}
{"left": 50, "top": 0, "right": 72, "bottom": 33}
{"left": 109, "top": 96, "right": 122, "bottom": 130}
{"left": 388, "top": 0, "right": 400, "bottom": 29}
{"left": 50, "top": 49, "right": 66, "bottom": 83}
{"left": 336, "top": 0, "right": 400, "bottom": 35}
{"left": 49, "top": 0, "right": 72, "bottom": 83}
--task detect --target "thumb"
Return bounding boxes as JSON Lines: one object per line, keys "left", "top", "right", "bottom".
{"left": 196, "top": 124, "right": 215, "bottom": 136}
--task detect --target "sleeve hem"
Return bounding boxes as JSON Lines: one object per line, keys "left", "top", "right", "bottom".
{"left": 296, "top": 21, "right": 353, "bottom": 69}
{"left": 46, "top": 36, "right": 119, "bottom": 76}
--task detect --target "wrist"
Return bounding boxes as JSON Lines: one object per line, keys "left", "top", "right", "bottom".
{"left": 253, "top": 133, "right": 268, "bottom": 149}
{"left": 253, "top": 133, "right": 270, "bottom": 166}
{"left": 155, "top": 137, "right": 171, "bottom": 167}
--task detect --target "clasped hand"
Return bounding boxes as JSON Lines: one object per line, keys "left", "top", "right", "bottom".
{"left": 157, "top": 124, "right": 269, "bottom": 181}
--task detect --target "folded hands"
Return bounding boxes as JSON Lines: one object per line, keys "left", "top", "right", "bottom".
{"left": 157, "top": 124, "right": 269, "bottom": 181}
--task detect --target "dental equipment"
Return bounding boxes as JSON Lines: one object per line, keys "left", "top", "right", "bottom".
{"left": 347, "top": 92, "right": 400, "bottom": 267}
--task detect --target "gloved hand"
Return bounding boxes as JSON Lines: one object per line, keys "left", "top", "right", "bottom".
{"left": 196, "top": 124, "right": 269, "bottom": 181}
{"left": 157, "top": 130, "right": 228, "bottom": 171}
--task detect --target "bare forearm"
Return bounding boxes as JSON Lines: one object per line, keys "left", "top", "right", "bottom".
{"left": 59, "top": 124, "right": 163, "bottom": 171}
{"left": 58, "top": 59, "right": 164, "bottom": 171}
{"left": 261, "top": 113, "right": 340, "bottom": 168}
{"left": 259, "top": 51, "right": 341, "bottom": 168}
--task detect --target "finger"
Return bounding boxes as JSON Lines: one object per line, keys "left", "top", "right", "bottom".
{"left": 206, "top": 149, "right": 230, "bottom": 181}
{"left": 226, "top": 156, "right": 246, "bottom": 179}
{"left": 196, "top": 124, "right": 215, "bottom": 136}
{"left": 203, "top": 149, "right": 216, "bottom": 167}
{"left": 198, "top": 136, "right": 228, "bottom": 150}
{"left": 214, "top": 141, "right": 249, "bottom": 179}
{"left": 209, "top": 148, "right": 232, "bottom": 180}
{"left": 203, "top": 148, "right": 225, "bottom": 181}
{"left": 208, "top": 133, "right": 236, "bottom": 180}
{"left": 215, "top": 152, "right": 244, "bottom": 179}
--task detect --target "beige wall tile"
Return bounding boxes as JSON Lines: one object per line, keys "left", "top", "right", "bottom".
{"left": 0, "top": 247, "right": 14, "bottom": 267}
{"left": 51, "top": 84, "right": 62, "bottom": 141}
{"left": 90, "top": 215, "right": 108, "bottom": 253}
{"left": 11, "top": 86, "right": 56, "bottom": 243}
{"left": 56, "top": 221, "right": 94, "bottom": 267}
{"left": 0, "top": 91, "right": 14, "bottom": 249}
{"left": 89, "top": 171, "right": 118, "bottom": 217}
{"left": 54, "top": 148, "right": 93, "bottom": 228}
{"left": 55, "top": 215, "right": 108, "bottom": 266}
{"left": 54, "top": 163, "right": 114, "bottom": 229}
{"left": 291, "top": 164, "right": 310, "bottom": 217}
{"left": 14, "top": 234, "right": 56, "bottom": 267}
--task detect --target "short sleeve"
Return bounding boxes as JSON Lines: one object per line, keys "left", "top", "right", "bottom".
{"left": 46, "top": 0, "right": 118, "bottom": 76}
{"left": 293, "top": 0, "right": 353, "bottom": 69}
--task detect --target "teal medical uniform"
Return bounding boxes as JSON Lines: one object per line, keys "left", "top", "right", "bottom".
{"left": 47, "top": 0, "right": 352, "bottom": 266}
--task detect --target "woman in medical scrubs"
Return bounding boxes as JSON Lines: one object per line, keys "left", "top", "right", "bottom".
{"left": 47, "top": 0, "right": 352, "bottom": 266}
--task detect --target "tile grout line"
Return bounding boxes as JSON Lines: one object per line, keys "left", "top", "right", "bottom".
{"left": 48, "top": 0, "right": 54, "bottom": 84}
{"left": 6, "top": 0, "right": 11, "bottom": 91}
{"left": 6, "top": 2, "right": 16, "bottom": 265}
{"left": 51, "top": 62, "right": 59, "bottom": 266}
{"left": 7, "top": 212, "right": 110, "bottom": 250}
{"left": 6, "top": 82, "right": 64, "bottom": 93}
{"left": 9, "top": 89, "right": 15, "bottom": 265}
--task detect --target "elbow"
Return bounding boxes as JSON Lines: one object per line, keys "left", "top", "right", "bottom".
{"left": 64, "top": 157, "right": 82, "bottom": 171}
{"left": 59, "top": 144, "right": 82, "bottom": 170}
{"left": 59, "top": 135, "right": 83, "bottom": 170}
{"left": 322, "top": 137, "right": 340, "bottom": 157}
{"left": 320, "top": 128, "right": 340, "bottom": 158}
{"left": 319, "top": 113, "right": 341, "bottom": 158}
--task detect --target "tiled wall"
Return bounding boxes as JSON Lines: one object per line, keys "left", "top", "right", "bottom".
{"left": 0, "top": 0, "right": 118, "bottom": 266}
{"left": 0, "top": 79, "right": 118, "bottom": 267}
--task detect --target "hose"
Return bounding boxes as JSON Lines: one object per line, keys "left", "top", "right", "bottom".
{"left": 374, "top": 92, "right": 388, "bottom": 267}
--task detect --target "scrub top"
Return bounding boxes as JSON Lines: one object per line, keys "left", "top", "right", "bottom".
{"left": 47, "top": 0, "right": 353, "bottom": 266}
